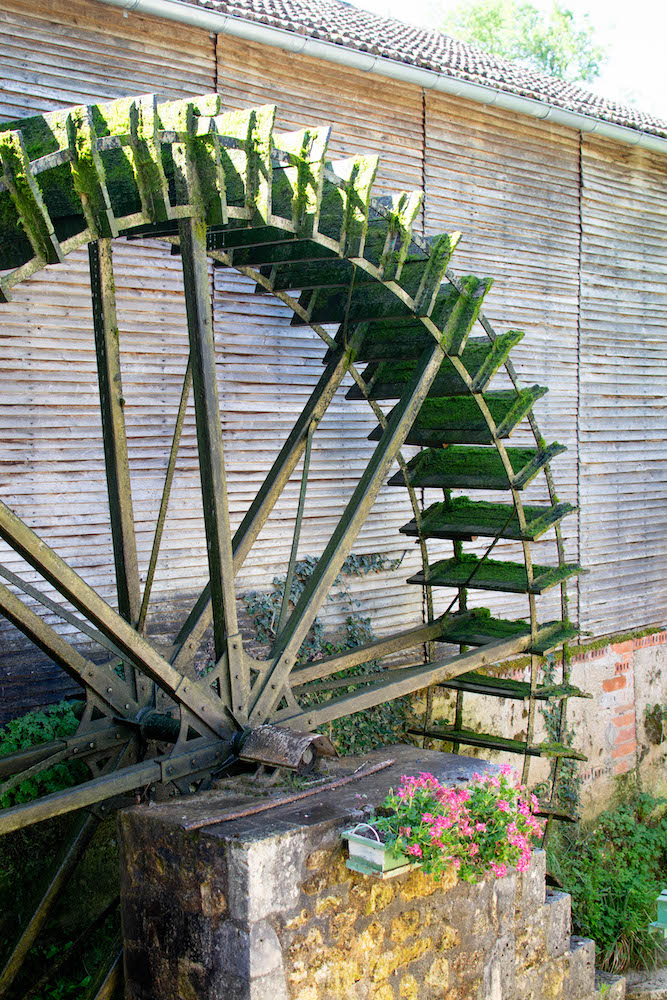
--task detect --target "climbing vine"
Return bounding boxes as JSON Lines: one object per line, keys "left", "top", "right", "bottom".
{"left": 533, "top": 653, "right": 583, "bottom": 814}
{"left": 243, "top": 551, "right": 412, "bottom": 755}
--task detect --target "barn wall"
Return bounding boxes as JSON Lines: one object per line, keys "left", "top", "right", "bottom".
{"left": 0, "top": 0, "right": 665, "bottom": 720}
{"left": 0, "top": 0, "right": 217, "bottom": 714}
{"left": 579, "top": 136, "right": 667, "bottom": 635}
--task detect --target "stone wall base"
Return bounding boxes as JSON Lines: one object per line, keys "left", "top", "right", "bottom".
{"left": 119, "top": 746, "right": 624, "bottom": 1000}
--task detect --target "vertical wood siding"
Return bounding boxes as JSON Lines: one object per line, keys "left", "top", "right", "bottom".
{"left": 579, "top": 136, "right": 667, "bottom": 634}
{"left": 0, "top": 6, "right": 664, "bottom": 721}
{"left": 0, "top": 0, "right": 216, "bottom": 717}
{"left": 423, "top": 93, "right": 581, "bottom": 627}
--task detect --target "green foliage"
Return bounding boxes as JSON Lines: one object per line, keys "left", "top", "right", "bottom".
{"left": 547, "top": 791, "right": 667, "bottom": 971}
{"left": 243, "top": 552, "right": 410, "bottom": 754}
{"left": 0, "top": 701, "right": 86, "bottom": 807}
{"left": 644, "top": 703, "right": 666, "bottom": 746}
{"left": 441, "top": 0, "right": 605, "bottom": 83}
{"left": 373, "top": 766, "right": 543, "bottom": 879}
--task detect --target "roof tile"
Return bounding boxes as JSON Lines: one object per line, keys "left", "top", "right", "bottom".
{"left": 188, "top": 0, "right": 667, "bottom": 138}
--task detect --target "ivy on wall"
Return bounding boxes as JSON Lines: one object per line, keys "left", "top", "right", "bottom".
{"left": 243, "top": 552, "right": 412, "bottom": 755}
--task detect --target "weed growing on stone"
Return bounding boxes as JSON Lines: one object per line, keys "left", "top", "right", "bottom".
{"left": 547, "top": 790, "right": 667, "bottom": 972}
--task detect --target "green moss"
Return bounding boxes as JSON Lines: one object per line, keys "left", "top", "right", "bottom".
{"left": 415, "top": 387, "right": 543, "bottom": 432}
{"left": 423, "top": 554, "right": 581, "bottom": 593}
{"left": 417, "top": 496, "right": 575, "bottom": 541}
{"left": 444, "top": 612, "right": 529, "bottom": 641}
{"left": 408, "top": 444, "right": 523, "bottom": 479}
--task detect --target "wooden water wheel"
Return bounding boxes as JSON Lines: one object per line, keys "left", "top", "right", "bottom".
{"left": 0, "top": 93, "right": 585, "bottom": 997}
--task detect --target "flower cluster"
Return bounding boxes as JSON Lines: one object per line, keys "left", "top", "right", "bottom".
{"left": 373, "top": 765, "right": 544, "bottom": 882}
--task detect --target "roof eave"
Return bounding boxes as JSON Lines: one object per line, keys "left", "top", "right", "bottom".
{"left": 98, "top": 0, "right": 667, "bottom": 155}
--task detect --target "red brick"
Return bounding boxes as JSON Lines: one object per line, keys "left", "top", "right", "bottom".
{"left": 603, "top": 676, "right": 626, "bottom": 692}
{"left": 614, "top": 760, "right": 631, "bottom": 775}
{"left": 615, "top": 702, "right": 634, "bottom": 714}
{"left": 612, "top": 741, "right": 637, "bottom": 759}
{"left": 613, "top": 712, "right": 636, "bottom": 728}
{"left": 614, "top": 726, "right": 636, "bottom": 744}
{"left": 613, "top": 640, "right": 634, "bottom": 655}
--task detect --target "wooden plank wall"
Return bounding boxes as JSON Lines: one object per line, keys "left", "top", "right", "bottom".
{"left": 0, "top": 1, "right": 665, "bottom": 720}
{"left": 579, "top": 137, "right": 667, "bottom": 634}
{"left": 215, "top": 37, "right": 427, "bottom": 637}
{"left": 423, "top": 93, "right": 581, "bottom": 628}
{"left": 0, "top": 0, "right": 216, "bottom": 717}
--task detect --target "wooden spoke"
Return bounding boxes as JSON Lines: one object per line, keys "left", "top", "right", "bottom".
{"left": 0, "top": 94, "right": 581, "bottom": 871}
{"left": 170, "top": 328, "right": 364, "bottom": 673}
{"left": 137, "top": 358, "right": 193, "bottom": 634}
{"left": 178, "top": 216, "right": 246, "bottom": 717}
{"left": 249, "top": 343, "right": 447, "bottom": 726}
{"left": 0, "top": 500, "right": 227, "bottom": 738}
{"left": 284, "top": 633, "right": 536, "bottom": 731}
{"left": 0, "top": 581, "right": 139, "bottom": 718}
{"left": 0, "top": 813, "right": 101, "bottom": 997}
{"left": 89, "top": 239, "right": 141, "bottom": 629}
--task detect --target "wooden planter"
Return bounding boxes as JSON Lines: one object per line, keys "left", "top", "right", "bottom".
{"left": 343, "top": 824, "right": 421, "bottom": 880}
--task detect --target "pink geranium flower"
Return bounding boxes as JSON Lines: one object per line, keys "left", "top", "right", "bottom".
{"left": 407, "top": 843, "right": 423, "bottom": 858}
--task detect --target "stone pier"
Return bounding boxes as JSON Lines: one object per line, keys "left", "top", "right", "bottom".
{"left": 118, "top": 746, "right": 624, "bottom": 1000}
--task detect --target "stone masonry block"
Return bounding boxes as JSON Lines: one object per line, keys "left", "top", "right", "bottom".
{"left": 483, "top": 933, "right": 514, "bottom": 1000}
{"left": 567, "top": 936, "right": 596, "bottom": 998}
{"left": 493, "top": 871, "right": 517, "bottom": 938}
{"left": 515, "top": 850, "right": 546, "bottom": 917}
{"left": 119, "top": 746, "right": 583, "bottom": 1000}
{"left": 594, "top": 971, "right": 626, "bottom": 999}
{"left": 545, "top": 890, "right": 571, "bottom": 960}
{"left": 225, "top": 829, "right": 311, "bottom": 923}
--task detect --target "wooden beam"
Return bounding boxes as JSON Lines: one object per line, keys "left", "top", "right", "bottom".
{"left": 0, "top": 499, "right": 228, "bottom": 739}
{"left": 170, "top": 329, "right": 363, "bottom": 672}
{"left": 249, "top": 340, "right": 447, "bottom": 726}
{"left": 285, "top": 632, "right": 536, "bottom": 730}
{"left": 178, "top": 216, "right": 246, "bottom": 718}
{"left": 89, "top": 240, "right": 141, "bottom": 629}
{"left": 0, "top": 581, "right": 139, "bottom": 718}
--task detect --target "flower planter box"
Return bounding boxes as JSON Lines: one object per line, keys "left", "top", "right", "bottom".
{"left": 343, "top": 824, "right": 421, "bottom": 880}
